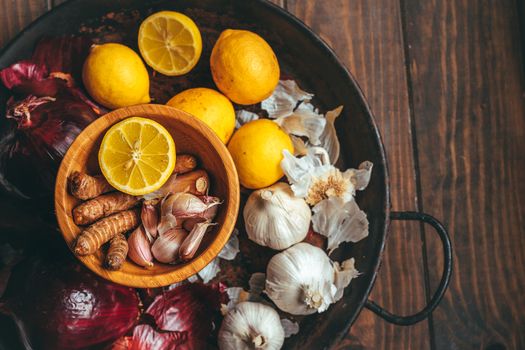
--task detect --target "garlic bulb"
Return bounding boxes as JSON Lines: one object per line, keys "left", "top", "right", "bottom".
{"left": 218, "top": 302, "right": 285, "bottom": 350}
{"left": 244, "top": 182, "right": 311, "bottom": 250}
{"left": 151, "top": 228, "right": 188, "bottom": 263}
{"left": 265, "top": 243, "right": 360, "bottom": 315}
{"left": 265, "top": 242, "right": 335, "bottom": 315}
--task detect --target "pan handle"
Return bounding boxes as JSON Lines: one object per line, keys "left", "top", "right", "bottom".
{"left": 364, "top": 211, "right": 453, "bottom": 326}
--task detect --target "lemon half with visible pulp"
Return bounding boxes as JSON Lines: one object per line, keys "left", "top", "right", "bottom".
{"left": 99, "top": 117, "right": 176, "bottom": 195}
{"left": 138, "top": 11, "right": 202, "bottom": 76}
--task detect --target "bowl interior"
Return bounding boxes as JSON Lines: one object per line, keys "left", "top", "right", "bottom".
{"left": 55, "top": 104, "right": 239, "bottom": 288}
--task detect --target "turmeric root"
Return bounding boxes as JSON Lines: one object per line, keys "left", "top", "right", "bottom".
{"left": 143, "top": 169, "right": 210, "bottom": 200}
{"left": 73, "top": 192, "right": 140, "bottom": 225}
{"left": 105, "top": 233, "right": 129, "bottom": 270}
{"left": 174, "top": 154, "right": 197, "bottom": 174}
{"left": 74, "top": 209, "right": 139, "bottom": 256}
{"left": 68, "top": 171, "right": 113, "bottom": 200}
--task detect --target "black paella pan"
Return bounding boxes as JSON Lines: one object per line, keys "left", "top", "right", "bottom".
{"left": 0, "top": 0, "right": 452, "bottom": 348}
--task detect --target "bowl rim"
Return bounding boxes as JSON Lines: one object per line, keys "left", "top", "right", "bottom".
{"left": 54, "top": 103, "right": 240, "bottom": 288}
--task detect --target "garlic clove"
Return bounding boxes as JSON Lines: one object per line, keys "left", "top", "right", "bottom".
{"left": 141, "top": 201, "right": 159, "bottom": 240}
{"left": 151, "top": 228, "right": 188, "bottom": 264}
{"left": 218, "top": 302, "right": 285, "bottom": 350}
{"left": 244, "top": 182, "right": 311, "bottom": 250}
{"left": 157, "top": 195, "right": 179, "bottom": 236}
{"left": 128, "top": 226, "right": 154, "bottom": 268}
{"left": 182, "top": 217, "right": 205, "bottom": 232}
{"left": 179, "top": 221, "right": 216, "bottom": 261}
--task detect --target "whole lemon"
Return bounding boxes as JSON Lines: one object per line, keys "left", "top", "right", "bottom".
{"left": 82, "top": 43, "right": 150, "bottom": 109}
{"left": 210, "top": 29, "right": 280, "bottom": 105}
{"left": 166, "top": 88, "right": 235, "bottom": 143}
{"left": 228, "top": 119, "right": 293, "bottom": 189}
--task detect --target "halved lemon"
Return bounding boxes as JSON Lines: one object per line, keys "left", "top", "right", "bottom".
{"left": 99, "top": 117, "right": 176, "bottom": 196}
{"left": 138, "top": 11, "right": 202, "bottom": 76}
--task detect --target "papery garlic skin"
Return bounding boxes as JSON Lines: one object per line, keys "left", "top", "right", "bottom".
{"left": 274, "top": 102, "right": 326, "bottom": 146}
{"left": 333, "top": 258, "right": 360, "bottom": 301}
{"left": 261, "top": 80, "right": 313, "bottom": 119}
{"left": 281, "top": 148, "right": 373, "bottom": 206}
{"left": 235, "top": 109, "right": 259, "bottom": 129}
{"left": 244, "top": 182, "right": 311, "bottom": 250}
{"left": 265, "top": 242, "right": 336, "bottom": 315}
{"left": 312, "top": 197, "right": 369, "bottom": 254}
{"left": 320, "top": 106, "right": 343, "bottom": 164}
{"left": 218, "top": 302, "right": 285, "bottom": 350}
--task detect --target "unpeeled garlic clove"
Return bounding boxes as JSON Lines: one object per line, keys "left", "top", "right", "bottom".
{"left": 182, "top": 218, "right": 205, "bottom": 232}
{"left": 179, "top": 221, "right": 216, "bottom": 261}
{"left": 141, "top": 200, "right": 159, "bottom": 240}
{"left": 162, "top": 193, "right": 221, "bottom": 220}
{"left": 151, "top": 228, "right": 188, "bottom": 264}
{"left": 128, "top": 226, "right": 154, "bottom": 268}
{"left": 182, "top": 197, "right": 220, "bottom": 231}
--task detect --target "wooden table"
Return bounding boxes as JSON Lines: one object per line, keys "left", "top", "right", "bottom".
{"left": 1, "top": 0, "right": 524, "bottom": 349}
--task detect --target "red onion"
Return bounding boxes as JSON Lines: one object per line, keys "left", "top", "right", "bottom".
{"left": 112, "top": 325, "right": 187, "bottom": 350}
{"left": 0, "top": 257, "right": 141, "bottom": 349}
{"left": 113, "top": 283, "right": 227, "bottom": 350}
{"left": 0, "top": 36, "right": 101, "bottom": 199}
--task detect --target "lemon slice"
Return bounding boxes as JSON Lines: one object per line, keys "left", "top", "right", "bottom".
{"left": 138, "top": 11, "right": 202, "bottom": 76}
{"left": 99, "top": 117, "right": 176, "bottom": 195}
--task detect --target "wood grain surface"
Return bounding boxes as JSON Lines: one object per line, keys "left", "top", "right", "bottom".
{"left": 402, "top": 0, "right": 525, "bottom": 349}
{"left": 1, "top": 0, "right": 524, "bottom": 349}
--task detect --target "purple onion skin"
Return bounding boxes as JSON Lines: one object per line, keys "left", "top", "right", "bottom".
{"left": 2, "top": 257, "right": 141, "bottom": 350}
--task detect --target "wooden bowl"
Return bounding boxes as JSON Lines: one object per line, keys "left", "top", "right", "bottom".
{"left": 54, "top": 104, "right": 240, "bottom": 288}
